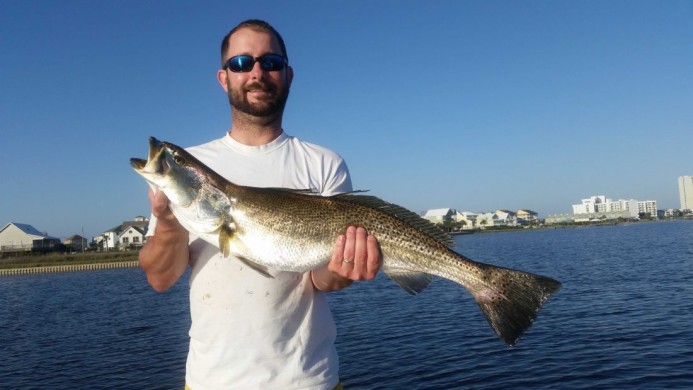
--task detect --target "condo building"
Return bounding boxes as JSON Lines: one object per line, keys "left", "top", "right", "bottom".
{"left": 572, "top": 195, "right": 657, "bottom": 218}
{"left": 679, "top": 176, "right": 693, "bottom": 211}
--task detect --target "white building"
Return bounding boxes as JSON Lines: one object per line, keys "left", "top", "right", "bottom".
{"left": 572, "top": 195, "right": 610, "bottom": 214}
{"left": 0, "top": 222, "right": 61, "bottom": 253}
{"left": 679, "top": 176, "right": 693, "bottom": 211}
{"left": 516, "top": 210, "right": 539, "bottom": 224}
{"left": 475, "top": 212, "right": 495, "bottom": 228}
{"left": 637, "top": 200, "right": 658, "bottom": 217}
{"left": 572, "top": 195, "right": 657, "bottom": 219}
{"left": 424, "top": 208, "right": 537, "bottom": 229}
{"left": 95, "top": 216, "right": 149, "bottom": 250}
{"left": 118, "top": 225, "right": 147, "bottom": 249}
{"left": 422, "top": 208, "right": 456, "bottom": 224}
{"left": 454, "top": 211, "right": 478, "bottom": 230}
{"left": 474, "top": 210, "right": 518, "bottom": 228}
{"left": 494, "top": 210, "right": 518, "bottom": 226}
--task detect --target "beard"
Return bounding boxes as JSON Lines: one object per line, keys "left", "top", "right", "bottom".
{"left": 227, "top": 80, "right": 290, "bottom": 120}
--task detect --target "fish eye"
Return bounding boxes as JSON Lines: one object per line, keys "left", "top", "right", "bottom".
{"left": 173, "top": 154, "right": 185, "bottom": 165}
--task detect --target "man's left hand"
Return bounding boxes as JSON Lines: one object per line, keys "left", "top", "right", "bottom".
{"left": 311, "top": 226, "right": 381, "bottom": 291}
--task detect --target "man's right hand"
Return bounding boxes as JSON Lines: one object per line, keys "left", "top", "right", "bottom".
{"left": 149, "top": 190, "right": 187, "bottom": 233}
{"left": 150, "top": 189, "right": 172, "bottom": 217}
{"left": 139, "top": 189, "right": 190, "bottom": 292}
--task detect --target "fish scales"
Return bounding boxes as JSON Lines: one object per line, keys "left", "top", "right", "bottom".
{"left": 231, "top": 187, "right": 454, "bottom": 274}
{"left": 131, "top": 137, "right": 562, "bottom": 345}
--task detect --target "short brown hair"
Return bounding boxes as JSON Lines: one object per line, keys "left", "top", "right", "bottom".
{"left": 220, "top": 19, "right": 288, "bottom": 66}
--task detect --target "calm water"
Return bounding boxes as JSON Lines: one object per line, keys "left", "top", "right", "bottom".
{"left": 1, "top": 220, "right": 692, "bottom": 389}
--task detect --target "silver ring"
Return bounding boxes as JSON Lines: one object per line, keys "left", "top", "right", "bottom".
{"left": 343, "top": 259, "right": 354, "bottom": 264}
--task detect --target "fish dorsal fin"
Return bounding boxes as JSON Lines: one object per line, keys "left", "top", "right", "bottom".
{"left": 332, "top": 193, "right": 454, "bottom": 247}
{"left": 382, "top": 266, "right": 433, "bottom": 295}
{"left": 260, "top": 188, "right": 369, "bottom": 196}
{"left": 266, "top": 187, "right": 317, "bottom": 194}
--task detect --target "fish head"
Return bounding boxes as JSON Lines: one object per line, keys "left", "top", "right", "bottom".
{"left": 130, "top": 137, "right": 202, "bottom": 208}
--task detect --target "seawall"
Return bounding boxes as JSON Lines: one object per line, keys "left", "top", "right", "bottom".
{"left": 0, "top": 261, "right": 139, "bottom": 276}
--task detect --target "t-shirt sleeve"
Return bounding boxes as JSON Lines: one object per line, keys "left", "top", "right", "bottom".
{"left": 321, "top": 157, "right": 353, "bottom": 196}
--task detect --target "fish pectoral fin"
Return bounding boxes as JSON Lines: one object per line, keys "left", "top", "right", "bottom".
{"left": 383, "top": 266, "right": 433, "bottom": 295}
{"left": 235, "top": 255, "right": 274, "bottom": 279}
{"left": 218, "top": 224, "right": 234, "bottom": 257}
{"left": 222, "top": 232, "right": 274, "bottom": 279}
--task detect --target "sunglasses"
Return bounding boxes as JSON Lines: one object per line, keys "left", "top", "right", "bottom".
{"left": 223, "top": 54, "right": 287, "bottom": 73}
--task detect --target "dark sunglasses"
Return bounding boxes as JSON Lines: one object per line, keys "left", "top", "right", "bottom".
{"left": 223, "top": 54, "right": 287, "bottom": 73}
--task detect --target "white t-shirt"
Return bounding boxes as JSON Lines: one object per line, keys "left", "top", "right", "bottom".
{"left": 147, "top": 131, "right": 352, "bottom": 390}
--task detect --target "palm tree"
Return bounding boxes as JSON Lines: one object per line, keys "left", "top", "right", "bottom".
{"left": 101, "top": 233, "right": 110, "bottom": 252}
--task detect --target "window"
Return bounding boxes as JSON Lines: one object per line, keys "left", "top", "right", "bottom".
{"left": 122, "top": 237, "right": 129, "bottom": 244}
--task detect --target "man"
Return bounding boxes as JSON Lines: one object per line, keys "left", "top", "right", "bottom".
{"left": 139, "top": 19, "right": 381, "bottom": 389}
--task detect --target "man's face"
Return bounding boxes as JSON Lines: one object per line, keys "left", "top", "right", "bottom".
{"left": 219, "top": 28, "right": 292, "bottom": 121}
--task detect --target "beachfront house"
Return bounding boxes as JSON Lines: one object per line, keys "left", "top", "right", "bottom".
{"left": 95, "top": 216, "right": 149, "bottom": 251}
{"left": 516, "top": 209, "right": 539, "bottom": 224}
{"left": 494, "top": 210, "right": 518, "bottom": 226}
{"left": 118, "top": 225, "right": 147, "bottom": 250}
{"left": 64, "top": 235, "right": 89, "bottom": 252}
{"left": 475, "top": 212, "right": 496, "bottom": 228}
{"left": 454, "top": 211, "right": 478, "bottom": 230}
{"left": 422, "top": 208, "right": 456, "bottom": 225}
{"left": 0, "top": 222, "right": 61, "bottom": 253}
{"left": 474, "top": 210, "right": 518, "bottom": 228}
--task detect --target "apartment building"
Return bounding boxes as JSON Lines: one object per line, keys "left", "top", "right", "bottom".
{"left": 679, "top": 176, "right": 693, "bottom": 210}
{"left": 572, "top": 195, "right": 657, "bottom": 218}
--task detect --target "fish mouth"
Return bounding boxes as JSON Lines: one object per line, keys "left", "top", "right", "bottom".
{"left": 130, "top": 137, "right": 167, "bottom": 174}
{"left": 130, "top": 158, "right": 147, "bottom": 170}
{"left": 147, "top": 136, "right": 165, "bottom": 160}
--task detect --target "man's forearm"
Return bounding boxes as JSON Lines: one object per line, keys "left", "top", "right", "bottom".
{"left": 139, "top": 229, "right": 190, "bottom": 292}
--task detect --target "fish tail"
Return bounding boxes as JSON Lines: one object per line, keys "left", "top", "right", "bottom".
{"left": 470, "top": 266, "right": 561, "bottom": 346}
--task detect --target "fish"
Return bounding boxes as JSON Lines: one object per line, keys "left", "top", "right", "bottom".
{"left": 131, "top": 137, "right": 561, "bottom": 345}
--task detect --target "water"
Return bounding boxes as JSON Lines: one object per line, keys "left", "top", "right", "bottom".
{"left": 0, "top": 269, "right": 191, "bottom": 389}
{"left": 1, "top": 220, "right": 692, "bottom": 389}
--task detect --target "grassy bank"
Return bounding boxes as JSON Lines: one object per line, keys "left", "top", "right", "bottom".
{"left": 0, "top": 251, "right": 139, "bottom": 269}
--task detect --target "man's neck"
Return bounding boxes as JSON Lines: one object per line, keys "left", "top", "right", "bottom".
{"left": 229, "top": 107, "right": 285, "bottom": 146}
{"left": 228, "top": 125, "right": 283, "bottom": 146}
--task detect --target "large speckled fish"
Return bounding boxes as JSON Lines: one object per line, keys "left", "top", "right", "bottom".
{"left": 131, "top": 137, "right": 561, "bottom": 345}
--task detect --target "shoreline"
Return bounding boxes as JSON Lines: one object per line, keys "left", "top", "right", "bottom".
{"left": 448, "top": 217, "right": 684, "bottom": 235}
{"left": 0, "top": 261, "right": 140, "bottom": 276}
{"left": 2, "top": 219, "right": 687, "bottom": 275}
{"left": 0, "top": 251, "right": 140, "bottom": 276}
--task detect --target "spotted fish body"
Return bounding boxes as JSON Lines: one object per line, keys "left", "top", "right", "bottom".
{"left": 131, "top": 137, "right": 561, "bottom": 345}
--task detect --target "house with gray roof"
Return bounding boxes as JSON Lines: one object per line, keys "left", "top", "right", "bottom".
{"left": 64, "top": 235, "right": 89, "bottom": 252}
{"left": 94, "top": 216, "right": 149, "bottom": 251}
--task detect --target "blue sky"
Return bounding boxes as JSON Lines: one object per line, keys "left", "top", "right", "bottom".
{"left": 1, "top": 0, "right": 691, "bottom": 239}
